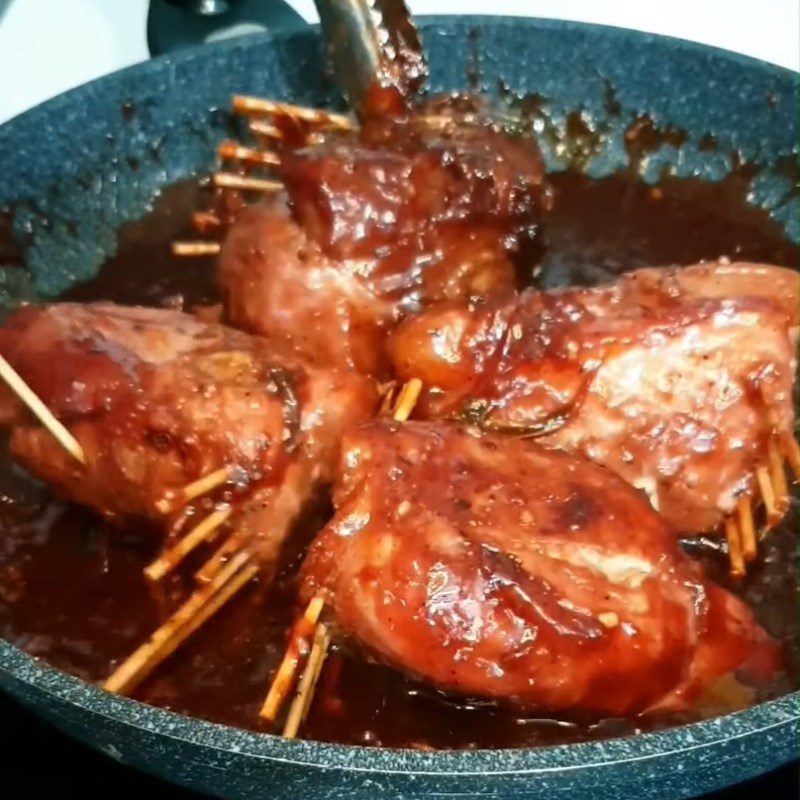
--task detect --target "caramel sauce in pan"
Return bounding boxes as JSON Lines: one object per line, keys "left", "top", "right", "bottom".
{"left": 1, "top": 170, "right": 798, "bottom": 749}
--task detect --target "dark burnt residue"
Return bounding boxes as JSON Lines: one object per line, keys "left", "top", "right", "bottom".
{"left": 561, "top": 110, "right": 606, "bottom": 172}
{"left": 0, "top": 160, "right": 798, "bottom": 749}
{"left": 0, "top": 207, "right": 24, "bottom": 268}
{"left": 466, "top": 28, "right": 482, "bottom": 92}
{"left": 207, "top": 107, "right": 245, "bottom": 144}
{"left": 698, "top": 133, "right": 718, "bottom": 153}
{"left": 772, "top": 154, "right": 800, "bottom": 184}
{"left": 602, "top": 80, "right": 622, "bottom": 117}
{"left": 496, "top": 86, "right": 550, "bottom": 139}
{"left": 496, "top": 88, "right": 606, "bottom": 172}
{"left": 771, "top": 154, "right": 800, "bottom": 205}
{"left": 624, "top": 114, "right": 688, "bottom": 174}
{"left": 497, "top": 91, "right": 789, "bottom": 197}
{"left": 728, "top": 149, "right": 762, "bottom": 184}
{"left": 65, "top": 178, "right": 219, "bottom": 309}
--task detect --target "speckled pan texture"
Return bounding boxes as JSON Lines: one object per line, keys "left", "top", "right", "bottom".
{"left": 0, "top": 16, "right": 797, "bottom": 800}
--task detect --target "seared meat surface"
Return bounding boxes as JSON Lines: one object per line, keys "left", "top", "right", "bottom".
{"left": 390, "top": 262, "right": 799, "bottom": 532}
{"left": 219, "top": 107, "right": 549, "bottom": 375}
{"left": 301, "top": 421, "right": 779, "bottom": 716}
{"left": 220, "top": 208, "right": 393, "bottom": 375}
{"left": 0, "top": 303, "right": 375, "bottom": 567}
{"left": 281, "top": 115, "right": 548, "bottom": 265}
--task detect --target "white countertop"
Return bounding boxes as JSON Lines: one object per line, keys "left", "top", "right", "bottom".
{"left": 0, "top": 0, "right": 797, "bottom": 125}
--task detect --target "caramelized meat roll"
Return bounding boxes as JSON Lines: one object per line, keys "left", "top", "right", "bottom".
{"left": 219, "top": 107, "right": 549, "bottom": 375}
{"left": 390, "top": 262, "right": 799, "bottom": 533}
{"left": 300, "top": 421, "right": 780, "bottom": 717}
{"left": 0, "top": 303, "right": 375, "bottom": 567}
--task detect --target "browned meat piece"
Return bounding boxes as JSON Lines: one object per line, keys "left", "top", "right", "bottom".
{"left": 280, "top": 117, "right": 547, "bottom": 263}
{"left": 0, "top": 303, "right": 376, "bottom": 570}
{"left": 390, "top": 262, "right": 799, "bottom": 533}
{"left": 220, "top": 208, "right": 392, "bottom": 375}
{"left": 219, "top": 106, "right": 549, "bottom": 375}
{"left": 300, "top": 421, "right": 779, "bottom": 716}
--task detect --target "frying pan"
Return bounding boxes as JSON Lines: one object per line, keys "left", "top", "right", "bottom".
{"left": 0, "top": 15, "right": 798, "bottom": 800}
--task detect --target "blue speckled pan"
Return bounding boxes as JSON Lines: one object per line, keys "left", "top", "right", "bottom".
{"left": 0, "top": 16, "right": 797, "bottom": 800}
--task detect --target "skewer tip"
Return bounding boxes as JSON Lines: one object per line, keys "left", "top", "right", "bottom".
{"left": 392, "top": 378, "right": 423, "bottom": 422}
{"left": 282, "top": 622, "right": 330, "bottom": 739}
{"left": 736, "top": 494, "right": 757, "bottom": 562}
{"left": 259, "top": 596, "right": 326, "bottom": 723}
{"left": 171, "top": 241, "right": 221, "bottom": 257}
{"left": 212, "top": 172, "right": 284, "bottom": 193}
{"left": 218, "top": 139, "right": 281, "bottom": 167}
{"left": 156, "top": 466, "right": 232, "bottom": 515}
{"left": 145, "top": 505, "right": 232, "bottom": 582}
{"left": 0, "top": 354, "right": 86, "bottom": 465}
{"left": 724, "top": 516, "right": 746, "bottom": 578}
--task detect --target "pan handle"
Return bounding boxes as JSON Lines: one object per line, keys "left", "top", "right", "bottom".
{"left": 147, "top": 0, "right": 309, "bottom": 57}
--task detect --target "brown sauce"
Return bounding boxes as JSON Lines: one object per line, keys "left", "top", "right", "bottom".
{"left": 1, "top": 169, "right": 798, "bottom": 749}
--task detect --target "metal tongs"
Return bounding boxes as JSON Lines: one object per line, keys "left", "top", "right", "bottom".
{"left": 313, "top": 0, "right": 428, "bottom": 119}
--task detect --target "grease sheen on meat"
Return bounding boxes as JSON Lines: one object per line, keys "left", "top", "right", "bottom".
{"left": 0, "top": 303, "right": 376, "bottom": 568}
{"left": 219, "top": 108, "right": 549, "bottom": 375}
{"left": 300, "top": 421, "right": 780, "bottom": 716}
{"left": 390, "top": 262, "right": 799, "bottom": 532}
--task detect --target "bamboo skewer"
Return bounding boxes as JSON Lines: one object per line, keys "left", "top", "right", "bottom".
{"left": 282, "top": 623, "right": 330, "bottom": 739}
{"left": 232, "top": 95, "right": 354, "bottom": 130}
{"left": 191, "top": 210, "right": 222, "bottom": 232}
{"left": 784, "top": 436, "right": 800, "bottom": 480}
{"left": 156, "top": 466, "right": 232, "bottom": 514}
{"left": 212, "top": 172, "right": 284, "bottom": 193}
{"left": 392, "top": 378, "right": 423, "bottom": 422}
{"left": 249, "top": 119, "right": 325, "bottom": 146}
{"left": 218, "top": 140, "right": 281, "bottom": 167}
{"left": 737, "top": 495, "right": 757, "bottom": 562}
{"left": 755, "top": 464, "right": 779, "bottom": 524}
{"left": 104, "top": 551, "right": 255, "bottom": 695}
{"left": 724, "top": 516, "right": 745, "bottom": 578}
{"left": 145, "top": 506, "right": 232, "bottom": 581}
{"left": 195, "top": 533, "right": 244, "bottom": 585}
{"left": 248, "top": 120, "right": 284, "bottom": 140}
{"left": 767, "top": 438, "right": 789, "bottom": 513}
{"left": 171, "top": 241, "right": 221, "bottom": 256}
{"left": 166, "top": 505, "right": 193, "bottom": 539}
{"left": 260, "top": 596, "right": 325, "bottom": 722}
{"left": 0, "top": 355, "right": 86, "bottom": 464}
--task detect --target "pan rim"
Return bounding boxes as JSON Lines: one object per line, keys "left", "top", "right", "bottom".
{"left": 0, "top": 13, "right": 797, "bottom": 779}
{"left": 0, "top": 14, "right": 797, "bottom": 134}
{"left": 2, "top": 636, "right": 797, "bottom": 774}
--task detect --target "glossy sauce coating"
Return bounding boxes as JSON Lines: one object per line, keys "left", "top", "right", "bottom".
{"left": 391, "top": 262, "right": 799, "bottom": 533}
{"left": 0, "top": 302, "right": 376, "bottom": 571}
{"left": 219, "top": 106, "right": 548, "bottom": 375}
{"left": 0, "top": 168, "right": 797, "bottom": 748}
{"left": 300, "top": 420, "right": 779, "bottom": 715}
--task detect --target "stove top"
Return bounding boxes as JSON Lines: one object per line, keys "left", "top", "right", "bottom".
{"left": 146, "top": 0, "right": 306, "bottom": 56}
